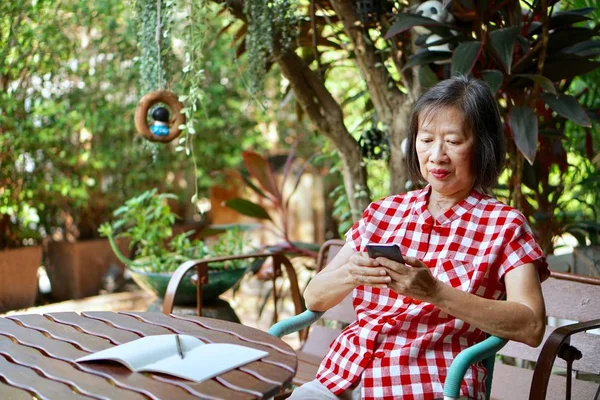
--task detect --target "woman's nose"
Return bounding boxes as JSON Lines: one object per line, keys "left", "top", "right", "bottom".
{"left": 429, "top": 141, "right": 447, "bottom": 162}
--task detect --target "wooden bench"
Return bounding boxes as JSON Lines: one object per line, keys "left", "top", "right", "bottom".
{"left": 270, "top": 239, "right": 600, "bottom": 399}
{"left": 492, "top": 271, "right": 600, "bottom": 400}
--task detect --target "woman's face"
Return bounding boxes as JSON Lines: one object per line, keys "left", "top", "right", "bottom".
{"left": 416, "top": 106, "right": 475, "bottom": 198}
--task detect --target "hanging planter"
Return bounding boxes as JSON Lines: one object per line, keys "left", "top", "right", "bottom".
{"left": 134, "top": 90, "right": 186, "bottom": 143}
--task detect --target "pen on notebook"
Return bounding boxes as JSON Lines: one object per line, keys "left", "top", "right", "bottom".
{"left": 176, "top": 334, "right": 184, "bottom": 359}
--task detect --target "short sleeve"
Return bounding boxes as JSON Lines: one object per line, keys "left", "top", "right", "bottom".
{"left": 344, "top": 202, "right": 375, "bottom": 252}
{"left": 498, "top": 214, "right": 549, "bottom": 283}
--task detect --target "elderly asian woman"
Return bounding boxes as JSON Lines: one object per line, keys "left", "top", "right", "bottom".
{"left": 290, "top": 76, "right": 549, "bottom": 400}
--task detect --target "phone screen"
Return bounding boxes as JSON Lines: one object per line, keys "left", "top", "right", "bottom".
{"left": 366, "top": 243, "right": 405, "bottom": 264}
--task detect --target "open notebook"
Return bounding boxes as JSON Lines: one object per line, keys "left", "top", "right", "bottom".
{"left": 76, "top": 334, "right": 269, "bottom": 383}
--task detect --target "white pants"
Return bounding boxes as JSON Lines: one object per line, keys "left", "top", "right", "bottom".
{"left": 288, "top": 379, "right": 362, "bottom": 400}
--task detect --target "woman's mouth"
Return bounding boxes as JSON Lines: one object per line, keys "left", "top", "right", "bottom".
{"left": 430, "top": 169, "right": 450, "bottom": 179}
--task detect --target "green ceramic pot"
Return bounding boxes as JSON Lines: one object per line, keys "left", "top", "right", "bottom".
{"left": 128, "top": 266, "right": 246, "bottom": 305}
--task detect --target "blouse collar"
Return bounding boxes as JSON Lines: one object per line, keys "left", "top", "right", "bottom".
{"left": 416, "top": 184, "right": 484, "bottom": 225}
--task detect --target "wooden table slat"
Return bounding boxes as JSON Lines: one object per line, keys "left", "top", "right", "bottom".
{"left": 48, "top": 312, "right": 142, "bottom": 344}
{"left": 0, "top": 336, "right": 145, "bottom": 400}
{"left": 0, "top": 354, "right": 91, "bottom": 400}
{"left": 81, "top": 312, "right": 174, "bottom": 336}
{"left": 217, "top": 369, "right": 279, "bottom": 398}
{"left": 238, "top": 362, "right": 296, "bottom": 385}
{"left": 0, "top": 381, "right": 34, "bottom": 400}
{"left": 150, "top": 375, "right": 254, "bottom": 400}
{"left": 8, "top": 315, "right": 112, "bottom": 353}
{"left": 0, "top": 318, "right": 87, "bottom": 360}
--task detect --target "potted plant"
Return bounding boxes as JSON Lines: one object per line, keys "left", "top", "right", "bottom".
{"left": 0, "top": 208, "right": 42, "bottom": 313}
{"left": 99, "top": 189, "right": 253, "bottom": 305}
{"left": 221, "top": 149, "right": 324, "bottom": 275}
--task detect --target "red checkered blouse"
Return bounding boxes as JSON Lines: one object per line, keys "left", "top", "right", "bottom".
{"left": 316, "top": 185, "right": 548, "bottom": 400}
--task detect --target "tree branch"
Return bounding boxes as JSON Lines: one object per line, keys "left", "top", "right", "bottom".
{"left": 328, "top": 0, "right": 404, "bottom": 125}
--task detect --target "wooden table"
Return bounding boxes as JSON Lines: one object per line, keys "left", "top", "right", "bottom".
{"left": 0, "top": 312, "right": 297, "bottom": 399}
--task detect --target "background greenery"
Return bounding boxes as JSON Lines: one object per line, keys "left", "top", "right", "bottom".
{"left": 0, "top": 0, "right": 310, "bottom": 249}
{"left": 1, "top": 0, "right": 599, "bottom": 257}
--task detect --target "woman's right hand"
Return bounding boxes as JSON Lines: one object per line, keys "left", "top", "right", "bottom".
{"left": 304, "top": 244, "right": 390, "bottom": 311}
{"left": 344, "top": 252, "right": 392, "bottom": 289}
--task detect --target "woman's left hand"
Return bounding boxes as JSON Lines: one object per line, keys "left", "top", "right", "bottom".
{"left": 375, "top": 256, "right": 441, "bottom": 301}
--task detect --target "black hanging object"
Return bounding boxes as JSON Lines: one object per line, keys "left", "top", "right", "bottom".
{"left": 152, "top": 106, "right": 170, "bottom": 123}
{"left": 354, "top": 0, "right": 392, "bottom": 26}
{"left": 359, "top": 128, "right": 389, "bottom": 160}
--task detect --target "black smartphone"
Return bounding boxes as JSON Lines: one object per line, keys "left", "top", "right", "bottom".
{"left": 366, "top": 243, "right": 405, "bottom": 264}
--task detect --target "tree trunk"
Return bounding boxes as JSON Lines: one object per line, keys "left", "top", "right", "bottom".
{"left": 276, "top": 51, "right": 371, "bottom": 218}
{"left": 388, "top": 101, "right": 414, "bottom": 194}
{"left": 338, "top": 140, "right": 371, "bottom": 221}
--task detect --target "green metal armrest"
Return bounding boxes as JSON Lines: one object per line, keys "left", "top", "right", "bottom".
{"left": 443, "top": 335, "right": 508, "bottom": 400}
{"left": 268, "top": 310, "right": 325, "bottom": 338}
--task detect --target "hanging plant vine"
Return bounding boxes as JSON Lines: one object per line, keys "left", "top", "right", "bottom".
{"left": 243, "top": 0, "right": 299, "bottom": 94}
{"left": 131, "top": 0, "right": 208, "bottom": 208}
{"left": 132, "top": 0, "right": 177, "bottom": 95}
{"left": 176, "top": 0, "right": 210, "bottom": 207}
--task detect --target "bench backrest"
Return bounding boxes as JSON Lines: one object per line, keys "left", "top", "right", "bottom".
{"left": 302, "top": 239, "right": 355, "bottom": 356}
{"left": 492, "top": 271, "right": 600, "bottom": 400}
{"left": 497, "top": 272, "right": 600, "bottom": 373}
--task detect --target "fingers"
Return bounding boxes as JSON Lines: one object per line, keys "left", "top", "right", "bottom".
{"left": 346, "top": 262, "right": 391, "bottom": 288}
{"left": 351, "top": 273, "right": 391, "bottom": 288}
{"left": 403, "top": 256, "right": 427, "bottom": 268}
{"left": 350, "top": 252, "right": 380, "bottom": 267}
{"left": 375, "top": 257, "right": 410, "bottom": 273}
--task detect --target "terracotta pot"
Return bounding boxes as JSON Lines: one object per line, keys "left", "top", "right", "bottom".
{"left": 46, "top": 238, "right": 130, "bottom": 301}
{"left": 0, "top": 246, "right": 41, "bottom": 313}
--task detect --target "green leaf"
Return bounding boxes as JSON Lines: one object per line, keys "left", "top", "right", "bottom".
{"left": 509, "top": 107, "right": 538, "bottom": 165}
{"left": 529, "top": 10, "right": 592, "bottom": 36}
{"left": 547, "top": 11, "right": 592, "bottom": 28}
{"left": 481, "top": 70, "right": 503, "bottom": 93}
{"left": 224, "top": 198, "right": 272, "bottom": 220}
{"left": 239, "top": 170, "right": 268, "bottom": 199}
{"left": 385, "top": 14, "right": 452, "bottom": 39}
{"left": 489, "top": 26, "right": 520, "bottom": 73}
{"left": 564, "top": 40, "right": 600, "bottom": 58}
{"left": 451, "top": 41, "right": 481, "bottom": 76}
{"left": 418, "top": 65, "right": 439, "bottom": 89}
{"left": 542, "top": 54, "right": 600, "bottom": 82}
{"left": 540, "top": 93, "right": 592, "bottom": 127}
{"left": 547, "top": 28, "right": 596, "bottom": 53}
{"left": 513, "top": 74, "right": 556, "bottom": 95}
{"left": 561, "top": 7, "right": 597, "bottom": 16}
{"left": 402, "top": 51, "right": 452, "bottom": 71}
{"left": 242, "top": 151, "right": 281, "bottom": 202}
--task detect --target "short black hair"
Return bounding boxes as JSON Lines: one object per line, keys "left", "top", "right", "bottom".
{"left": 405, "top": 75, "right": 506, "bottom": 192}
